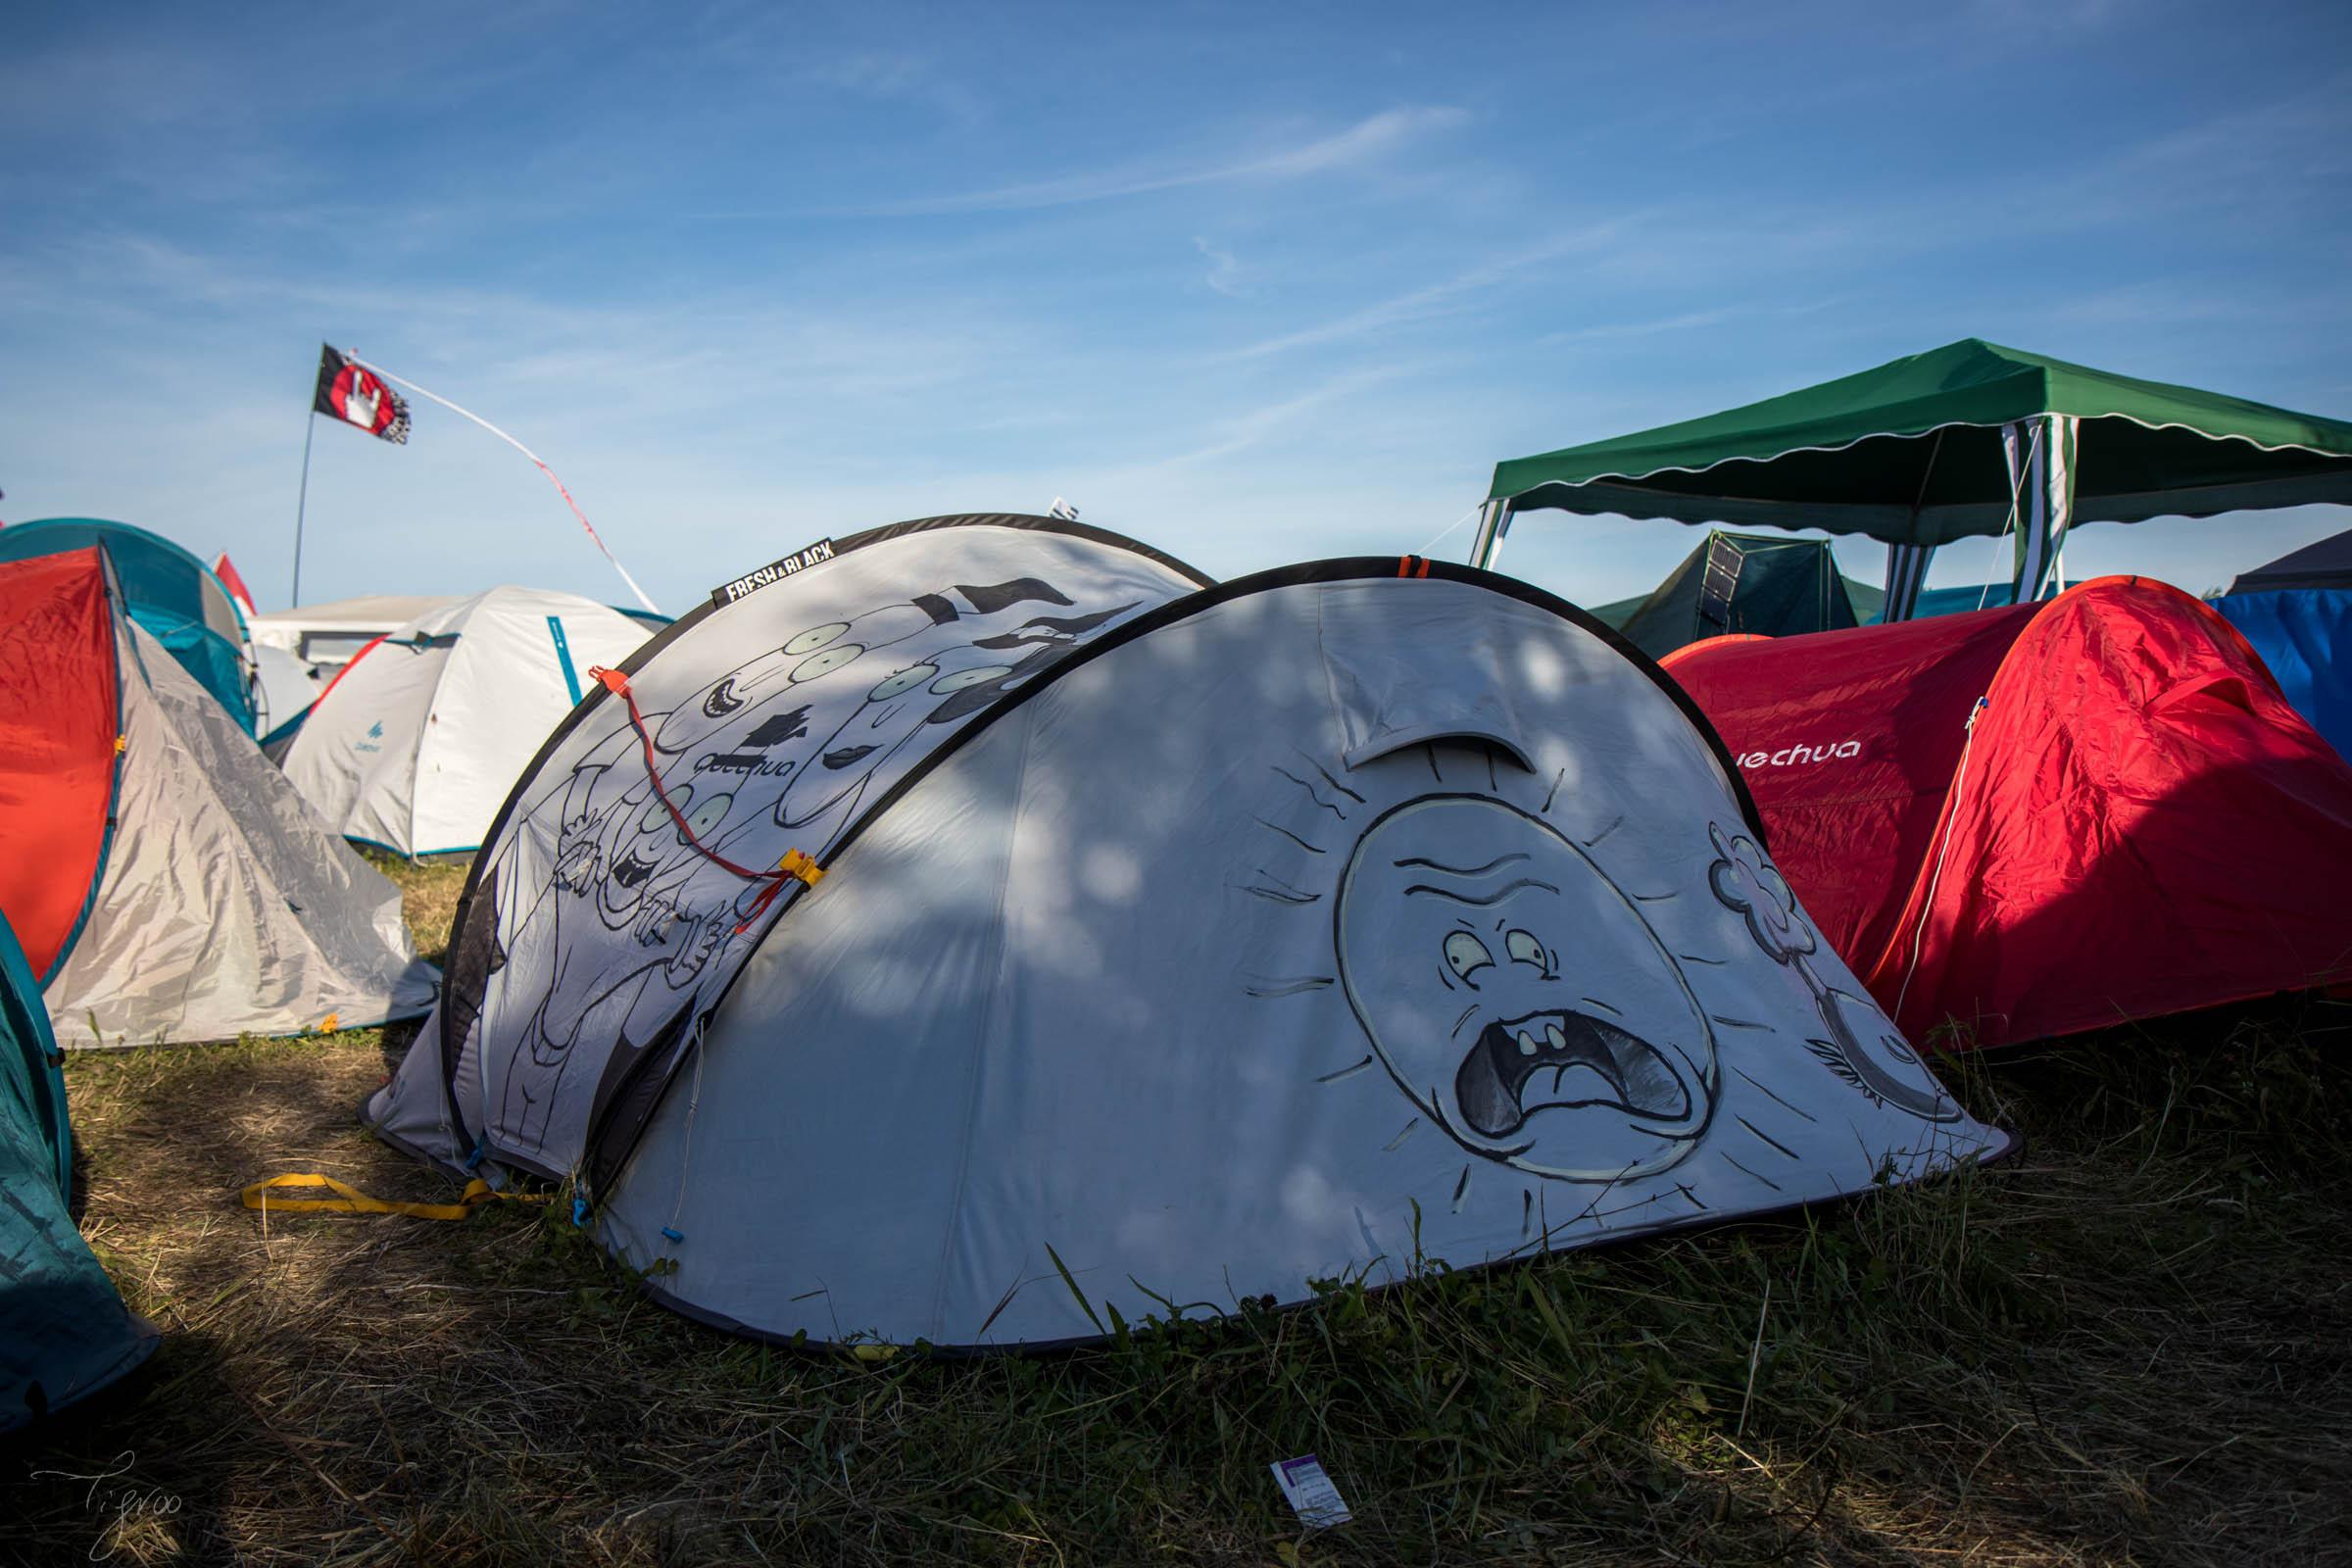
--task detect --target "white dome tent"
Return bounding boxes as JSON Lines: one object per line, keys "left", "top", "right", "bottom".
{"left": 366, "top": 516, "right": 2004, "bottom": 1348}
{"left": 285, "top": 586, "right": 654, "bottom": 857}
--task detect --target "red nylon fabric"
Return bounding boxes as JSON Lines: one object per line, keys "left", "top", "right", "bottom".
{"left": 0, "top": 550, "right": 121, "bottom": 978}
{"left": 1668, "top": 577, "right": 2352, "bottom": 1049}
{"left": 1668, "top": 602, "right": 2037, "bottom": 974}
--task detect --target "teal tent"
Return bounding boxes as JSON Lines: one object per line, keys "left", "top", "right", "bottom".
{"left": 1474, "top": 339, "right": 2352, "bottom": 619}
{"left": 0, "top": 909, "right": 155, "bottom": 1432}
{"left": 1870, "top": 583, "right": 2019, "bottom": 623}
{"left": 1604, "top": 529, "right": 1861, "bottom": 659}
{"left": 0, "top": 518, "right": 258, "bottom": 732}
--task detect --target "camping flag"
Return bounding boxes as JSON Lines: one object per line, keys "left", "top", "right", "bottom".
{"left": 212, "top": 553, "right": 259, "bottom": 618}
{"left": 312, "top": 345, "right": 412, "bottom": 445}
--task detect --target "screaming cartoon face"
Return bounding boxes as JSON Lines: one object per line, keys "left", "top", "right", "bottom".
{"left": 1335, "top": 795, "right": 1717, "bottom": 1181}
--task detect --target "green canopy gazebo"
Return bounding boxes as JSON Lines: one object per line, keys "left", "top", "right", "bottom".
{"left": 1471, "top": 338, "right": 2352, "bottom": 619}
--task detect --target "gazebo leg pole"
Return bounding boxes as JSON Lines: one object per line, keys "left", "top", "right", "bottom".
{"left": 1468, "top": 499, "right": 1512, "bottom": 571}
{"left": 1883, "top": 541, "right": 1936, "bottom": 621}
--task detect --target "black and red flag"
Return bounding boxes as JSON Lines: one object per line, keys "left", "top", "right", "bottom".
{"left": 312, "top": 344, "right": 412, "bottom": 445}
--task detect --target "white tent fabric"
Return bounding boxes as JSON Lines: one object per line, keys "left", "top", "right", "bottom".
{"left": 255, "top": 643, "right": 324, "bottom": 738}
{"left": 284, "top": 587, "right": 652, "bottom": 857}
{"left": 47, "top": 621, "right": 439, "bottom": 1049}
{"left": 368, "top": 526, "right": 2003, "bottom": 1349}
{"left": 250, "top": 595, "right": 459, "bottom": 669}
{"left": 368, "top": 517, "right": 1210, "bottom": 1177}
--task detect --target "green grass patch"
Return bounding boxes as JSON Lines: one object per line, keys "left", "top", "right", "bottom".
{"left": 7, "top": 910, "right": 2348, "bottom": 1563}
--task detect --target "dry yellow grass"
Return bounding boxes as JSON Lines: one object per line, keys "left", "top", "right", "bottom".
{"left": 3, "top": 857, "right": 2347, "bottom": 1564}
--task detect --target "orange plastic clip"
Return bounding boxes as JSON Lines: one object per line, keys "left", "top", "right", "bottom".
{"left": 778, "top": 849, "right": 825, "bottom": 888}
{"left": 589, "top": 665, "right": 629, "bottom": 696}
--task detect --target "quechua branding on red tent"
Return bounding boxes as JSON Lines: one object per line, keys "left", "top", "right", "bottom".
{"left": 312, "top": 344, "right": 412, "bottom": 445}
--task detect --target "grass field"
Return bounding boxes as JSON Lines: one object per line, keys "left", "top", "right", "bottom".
{"left": 6, "top": 856, "right": 2349, "bottom": 1565}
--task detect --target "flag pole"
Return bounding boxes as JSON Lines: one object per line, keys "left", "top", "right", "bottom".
{"left": 292, "top": 411, "right": 317, "bottom": 607}
{"left": 348, "top": 355, "right": 661, "bottom": 614}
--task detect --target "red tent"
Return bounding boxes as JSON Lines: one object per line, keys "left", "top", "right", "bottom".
{"left": 0, "top": 550, "right": 119, "bottom": 981}
{"left": 1662, "top": 576, "right": 2352, "bottom": 1048}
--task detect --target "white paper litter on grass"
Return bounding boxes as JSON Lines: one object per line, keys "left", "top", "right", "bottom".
{"left": 1271, "top": 1454, "right": 1351, "bottom": 1529}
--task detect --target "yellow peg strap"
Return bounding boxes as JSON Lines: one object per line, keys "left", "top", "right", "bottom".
{"left": 240, "top": 1173, "right": 550, "bottom": 1222}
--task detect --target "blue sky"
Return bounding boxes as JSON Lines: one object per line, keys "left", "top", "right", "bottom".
{"left": 3, "top": 0, "right": 2348, "bottom": 614}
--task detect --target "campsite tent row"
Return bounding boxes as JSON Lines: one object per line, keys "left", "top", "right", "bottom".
{"left": 0, "top": 501, "right": 2334, "bottom": 1382}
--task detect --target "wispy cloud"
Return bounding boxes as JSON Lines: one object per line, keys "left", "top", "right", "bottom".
{"left": 842, "top": 105, "right": 1465, "bottom": 216}
{"left": 1538, "top": 299, "right": 1838, "bottom": 347}
{"left": 1195, "top": 236, "right": 1245, "bottom": 297}
{"left": 1224, "top": 221, "right": 1645, "bottom": 362}
{"left": 1162, "top": 365, "right": 1414, "bottom": 466}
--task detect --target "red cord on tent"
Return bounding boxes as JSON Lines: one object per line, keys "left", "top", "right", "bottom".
{"left": 587, "top": 666, "right": 823, "bottom": 931}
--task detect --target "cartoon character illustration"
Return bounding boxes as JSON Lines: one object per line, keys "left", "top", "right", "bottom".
{"left": 466, "top": 569, "right": 1157, "bottom": 1156}
{"left": 1231, "top": 737, "right": 1959, "bottom": 1217}
{"left": 1334, "top": 795, "right": 1719, "bottom": 1181}
{"left": 1705, "top": 823, "right": 1958, "bottom": 1122}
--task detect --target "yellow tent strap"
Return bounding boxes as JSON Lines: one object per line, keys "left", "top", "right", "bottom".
{"left": 240, "top": 1173, "right": 551, "bottom": 1222}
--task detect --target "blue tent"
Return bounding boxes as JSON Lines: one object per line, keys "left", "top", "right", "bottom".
{"left": 0, "top": 909, "right": 156, "bottom": 1432}
{"left": 2216, "top": 589, "right": 2352, "bottom": 762}
{"left": 0, "top": 518, "right": 257, "bottom": 733}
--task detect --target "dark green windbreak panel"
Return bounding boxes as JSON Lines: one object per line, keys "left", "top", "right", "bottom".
{"left": 1494, "top": 339, "right": 2352, "bottom": 542}
{"left": 1613, "top": 531, "right": 1858, "bottom": 660}
{"left": 0, "top": 911, "right": 154, "bottom": 1432}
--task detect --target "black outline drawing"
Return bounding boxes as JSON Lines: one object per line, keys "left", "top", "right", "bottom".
{"left": 1705, "top": 822, "right": 1960, "bottom": 1122}
{"left": 1331, "top": 792, "right": 1721, "bottom": 1182}
{"left": 467, "top": 575, "right": 1151, "bottom": 1153}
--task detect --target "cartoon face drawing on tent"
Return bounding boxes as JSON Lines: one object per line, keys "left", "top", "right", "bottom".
{"left": 473, "top": 575, "right": 1146, "bottom": 1149}
{"left": 1334, "top": 792, "right": 1719, "bottom": 1181}
{"left": 1234, "top": 740, "right": 1959, "bottom": 1216}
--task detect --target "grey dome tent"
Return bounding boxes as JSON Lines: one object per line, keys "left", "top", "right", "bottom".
{"left": 367, "top": 515, "right": 2005, "bottom": 1349}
